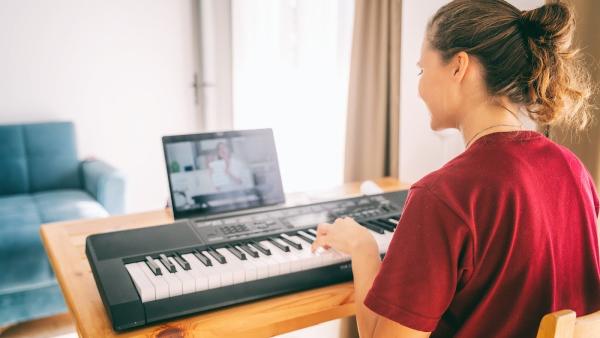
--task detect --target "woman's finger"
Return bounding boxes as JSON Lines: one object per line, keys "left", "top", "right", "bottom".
{"left": 312, "top": 224, "right": 332, "bottom": 252}
{"left": 316, "top": 222, "right": 332, "bottom": 235}
{"left": 311, "top": 232, "right": 328, "bottom": 252}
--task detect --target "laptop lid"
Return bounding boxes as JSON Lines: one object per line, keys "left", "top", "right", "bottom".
{"left": 162, "top": 129, "right": 286, "bottom": 220}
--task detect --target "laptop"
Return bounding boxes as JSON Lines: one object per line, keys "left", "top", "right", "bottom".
{"left": 162, "top": 128, "right": 286, "bottom": 221}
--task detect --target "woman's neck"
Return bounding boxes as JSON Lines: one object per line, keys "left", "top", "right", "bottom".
{"left": 459, "top": 99, "right": 523, "bottom": 149}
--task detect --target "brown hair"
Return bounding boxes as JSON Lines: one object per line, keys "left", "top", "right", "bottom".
{"left": 427, "top": 0, "right": 594, "bottom": 133}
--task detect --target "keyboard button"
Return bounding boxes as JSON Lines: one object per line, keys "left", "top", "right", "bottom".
{"left": 145, "top": 256, "right": 162, "bottom": 276}
{"left": 153, "top": 258, "right": 182, "bottom": 296}
{"left": 226, "top": 245, "right": 246, "bottom": 260}
{"left": 174, "top": 253, "right": 191, "bottom": 270}
{"left": 295, "top": 231, "right": 314, "bottom": 244}
{"left": 359, "top": 222, "right": 385, "bottom": 234}
{"left": 268, "top": 238, "right": 290, "bottom": 252}
{"left": 238, "top": 243, "right": 259, "bottom": 258}
{"left": 250, "top": 241, "right": 271, "bottom": 255}
{"left": 260, "top": 240, "right": 293, "bottom": 273}
{"left": 167, "top": 257, "right": 195, "bottom": 294}
{"left": 159, "top": 254, "right": 176, "bottom": 273}
{"left": 369, "top": 220, "right": 394, "bottom": 232}
{"left": 207, "top": 248, "right": 227, "bottom": 264}
{"left": 188, "top": 253, "right": 222, "bottom": 289}
{"left": 137, "top": 262, "right": 169, "bottom": 300}
{"left": 180, "top": 253, "right": 210, "bottom": 291}
{"left": 125, "top": 263, "right": 155, "bottom": 302}
{"left": 280, "top": 234, "right": 303, "bottom": 250}
{"left": 193, "top": 250, "right": 212, "bottom": 266}
{"left": 216, "top": 248, "right": 246, "bottom": 284}
{"left": 201, "top": 250, "right": 233, "bottom": 286}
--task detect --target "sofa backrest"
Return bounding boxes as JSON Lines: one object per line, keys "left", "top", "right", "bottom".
{"left": 0, "top": 121, "right": 81, "bottom": 196}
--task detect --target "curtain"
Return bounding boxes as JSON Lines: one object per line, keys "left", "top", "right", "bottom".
{"left": 551, "top": 0, "right": 600, "bottom": 189}
{"left": 343, "top": 0, "right": 402, "bottom": 182}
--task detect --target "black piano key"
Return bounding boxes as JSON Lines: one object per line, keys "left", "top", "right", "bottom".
{"left": 371, "top": 220, "right": 395, "bottom": 232}
{"left": 389, "top": 216, "right": 400, "bottom": 221}
{"left": 295, "top": 231, "right": 314, "bottom": 244}
{"left": 306, "top": 228, "right": 318, "bottom": 237}
{"left": 226, "top": 245, "right": 247, "bottom": 260}
{"left": 159, "top": 254, "right": 176, "bottom": 273}
{"left": 268, "top": 238, "right": 290, "bottom": 252}
{"left": 359, "top": 222, "right": 385, "bottom": 234}
{"left": 193, "top": 250, "right": 212, "bottom": 266}
{"left": 238, "top": 243, "right": 259, "bottom": 258}
{"left": 174, "top": 253, "right": 191, "bottom": 270}
{"left": 207, "top": 248, "right": 227, "bottom": 264}
{"left": 145, "top": 256, "right": 162, "bottom": 276}
{"left": 250, "top": 241, "right": 271, "bottom": 255}
{"left": 279, "top": 234, "right": 302, "bottom": 250}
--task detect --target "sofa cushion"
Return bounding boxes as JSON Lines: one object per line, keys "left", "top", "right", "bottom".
{"left": 0, "top": 195, "right": 41, "bottom": 229}
{"left": 0, "top": 190, "right": 107, "bottom": 296}
{"left": 0, "top": 126, "right": 29, "bottom": 195}
{"left": 0, "top": 122, "right": 81, "bottom": 197}
{"left": 33, "top": 189, "right": 109, "bottom": 223}
{"left": 25, "top": 122, "right": 81, "bottom": 192}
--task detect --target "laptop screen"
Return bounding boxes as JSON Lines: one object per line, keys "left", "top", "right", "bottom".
{"left": 162, "top": 129, "right": 285, "bottom": 219}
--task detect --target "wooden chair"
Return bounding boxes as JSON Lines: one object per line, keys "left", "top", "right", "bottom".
{"left": 536, "top": 309, "right": 600, "bottom": 338}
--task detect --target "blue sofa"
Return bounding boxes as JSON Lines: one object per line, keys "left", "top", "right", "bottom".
{"left": 0, "top": 121, "right": 125, "bottom": 326}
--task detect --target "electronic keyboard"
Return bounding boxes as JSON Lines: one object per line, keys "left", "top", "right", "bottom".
{"left": 86, "top": 189, "right": 408, "bottom": 331}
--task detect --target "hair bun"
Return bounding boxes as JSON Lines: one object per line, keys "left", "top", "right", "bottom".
{"left": 519, "top": 2, "right": 575, "bottom": 52}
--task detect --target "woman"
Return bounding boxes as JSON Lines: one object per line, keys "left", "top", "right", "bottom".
{"left": 311, "top": 1, "right": 600, "bottom": 337}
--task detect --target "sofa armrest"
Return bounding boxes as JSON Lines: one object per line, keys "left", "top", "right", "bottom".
{"left": 81, "top": 160, "right": 126, "bottom": 215}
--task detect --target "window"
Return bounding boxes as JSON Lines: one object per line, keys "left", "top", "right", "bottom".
{"left": 230, "top": 0, "right": 354, "bottom": 193}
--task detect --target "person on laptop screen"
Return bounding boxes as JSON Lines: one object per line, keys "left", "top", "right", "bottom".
{"left": 207, "top": 142, "right": 253, "bottom": 192}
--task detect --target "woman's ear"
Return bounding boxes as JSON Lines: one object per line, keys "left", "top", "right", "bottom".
{"left": 451, "top": 51, "right": 469, "bottom": 83}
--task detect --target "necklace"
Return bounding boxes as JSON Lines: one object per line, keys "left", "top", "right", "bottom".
{"left": 464, "top": 124, "right": 522, "bottom": 148}
{"left": 464, "top": 103, "right": 523, "bottom": 148}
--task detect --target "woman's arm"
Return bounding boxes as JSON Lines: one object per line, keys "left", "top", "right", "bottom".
{"left": 350, "top": 239, "right": 382, "bottom": 336}
{"left": 313, "top": 218, "right": 431, "bottom": 338}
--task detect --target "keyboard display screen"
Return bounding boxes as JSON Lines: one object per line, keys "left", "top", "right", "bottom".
{"left": 163, "top": 129, "right": 285, "bottom": 218}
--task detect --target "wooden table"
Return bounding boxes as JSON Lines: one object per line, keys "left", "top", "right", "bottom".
{"left": 41, "top": 177, "right": 410, "bottom": 338}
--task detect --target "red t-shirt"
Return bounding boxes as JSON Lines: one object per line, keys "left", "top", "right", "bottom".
{"left": 364, "top": 131, "right": 600, "bottom": 337}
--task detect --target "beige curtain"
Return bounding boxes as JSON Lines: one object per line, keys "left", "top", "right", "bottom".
{"left": 344, "top": 0, "right": 402, "bottom": 182}
{"left": 551, "top": 0, "right": 600, "bottom": 188}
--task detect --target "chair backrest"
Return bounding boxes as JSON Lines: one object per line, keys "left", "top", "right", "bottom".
{"left": 537, "top": 309, "right": 600, "bottom": 338}
{"left": 0, "top": 121, "right": 81, "bottom": 196}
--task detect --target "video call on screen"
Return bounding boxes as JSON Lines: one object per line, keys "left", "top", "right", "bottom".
{"left": 165, "top": 132, "right": 285, "bottom": 216}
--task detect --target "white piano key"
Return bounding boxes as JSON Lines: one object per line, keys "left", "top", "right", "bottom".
{"left": 186, "top": 253, "right": 221, "bottom": 289}
{"left": 168, "top": 257, "right": 195, "bottom": 294}
{"left": 137, "top": 262, "right": 169, "bottom": 300}
{"left": 243, "top": 245, "right": 280, "bottom": 277}
{"left": 181, "top": 253, "right": 209, "bottom": 291}
{"left": 154, "top": 258, "right": 183, "bottom": 297}
{"left": 258, "top": 240, "right": 290, "bottom": 274}
{"left": 288, "top": 235, "right": 321, "bottom": 269}
{"left": 243, "top": 248, "right": 270, "bottom": 279}
{"left": 125, "top": 263, "right": 155, "bottom": 302}
{"left": 232, "top": 245, "right": 260, "bottom": 280}
{"left": 216, "top": 248, "right": 247, "bottom": 284}
{"left": 201, "top": 250, "right": 233, "bottom": 287}
{"left": 261, "top": 240, "right": 303, "bottom": 273}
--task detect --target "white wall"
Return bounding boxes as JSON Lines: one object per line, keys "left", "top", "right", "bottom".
{"left": 399, "top": 0, "right": 544, "bottom": 184}
{"left": 0, "top": 0, "right": 201, "bottom": 213}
